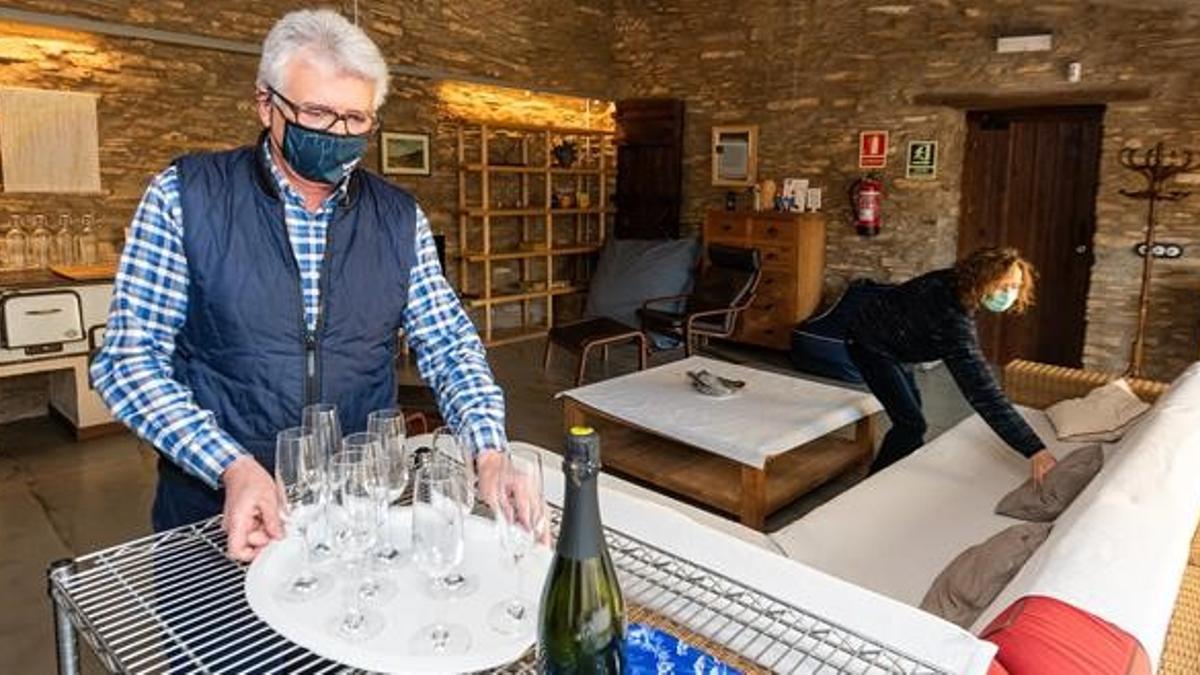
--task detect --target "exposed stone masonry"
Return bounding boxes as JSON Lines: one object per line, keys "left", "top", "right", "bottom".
{"left": 612, "top": 0, "right": 1200, "bottom": 380}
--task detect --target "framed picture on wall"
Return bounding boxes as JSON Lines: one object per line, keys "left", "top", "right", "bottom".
{"left": 712, "top": 125, "right": 758, "bottom": 186}
{"left": 380, "top": 131, "right": 431, "bottom": 176}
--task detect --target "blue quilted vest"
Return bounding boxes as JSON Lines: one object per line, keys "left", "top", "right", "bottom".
{"left": 153, "top": 140, "right": 416, "bottom": 530}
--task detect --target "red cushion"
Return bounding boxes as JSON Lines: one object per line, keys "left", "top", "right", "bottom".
{"left": 981, "top": 596, "right": 1151, "bottom": 675}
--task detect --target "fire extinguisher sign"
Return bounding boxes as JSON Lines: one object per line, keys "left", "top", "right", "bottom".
{"left": 858, "top": 130, "right": 889, "bottom": 169}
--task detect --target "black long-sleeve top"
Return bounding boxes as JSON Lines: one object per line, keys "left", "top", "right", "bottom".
{"left": 846, "top": 268, "right": 1045, "bottom": 458}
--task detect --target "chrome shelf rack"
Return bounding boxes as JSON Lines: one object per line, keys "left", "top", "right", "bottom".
{"left": 47, "top": 511, "right": 946, "bottom": 674}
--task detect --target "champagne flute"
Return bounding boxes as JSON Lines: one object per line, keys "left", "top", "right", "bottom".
{"left": 487, "top": 447, "right": 548, "bottom": 636}
{"left": 302, "top": 403, "right": 341, "bottom": 559}
{"left": 367, "top": 408, "right": 410, "bottom": 567}
{"left": 273, "top": 427, "right": 331, "bottom": 601}
{"left": 328, "top": 441, "right": 386, "bottom": 641}
{"left": 409, "top": 457, "right": 471, "bottom": 655}
{"left": 427, "top": 427, "right": 478, "bottom": 598}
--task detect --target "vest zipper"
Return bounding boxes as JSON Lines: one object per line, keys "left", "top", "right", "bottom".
{"left": 279, "top": 209, "right": 313, "bottom": 406}
{"left": 311, "top": 208, "right": 344, "bottom": 405}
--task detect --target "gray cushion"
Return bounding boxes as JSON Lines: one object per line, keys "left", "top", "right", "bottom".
{"left": 919, "top": 522, "right": 1053, "bottom": 628}
{"left": 584, "top": 238, "right": 700, "bottom": 347}
{"left": 995, "top": 445, "right": 1103, "bottom": 522}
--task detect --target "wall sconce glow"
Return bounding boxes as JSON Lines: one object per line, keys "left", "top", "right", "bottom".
{"left": 436, "top": 80, "right": 614, "bottom": 130}
{"left": 0, "top": 22, "right": 102, "bottom": 63}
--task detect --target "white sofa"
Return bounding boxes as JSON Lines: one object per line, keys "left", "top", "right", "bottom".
{"left": 770, "top": 361, "right": 1200, "bottom": 671}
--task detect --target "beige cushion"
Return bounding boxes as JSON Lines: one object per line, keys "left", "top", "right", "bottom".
{"left": 1045, "top": 378, "right": 1151, "bottom": 442}
{"left": 920, "top": 523, "right": 1053, "bottom": 628}
{"left": 994, "top": 444, "right": 1103, "bottom": 522}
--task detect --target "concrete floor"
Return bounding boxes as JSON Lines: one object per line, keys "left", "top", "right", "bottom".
{"left": 0, "top": 338, "right": 972, "bottom": 673}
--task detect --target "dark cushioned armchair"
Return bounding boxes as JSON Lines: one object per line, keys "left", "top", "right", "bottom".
{"left": 637, "top": 244, "right": 762, "bottom": 357}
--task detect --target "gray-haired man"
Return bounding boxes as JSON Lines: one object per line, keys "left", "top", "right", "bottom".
{"left": 92, "top": 9, "right": 509, "bottom": 561}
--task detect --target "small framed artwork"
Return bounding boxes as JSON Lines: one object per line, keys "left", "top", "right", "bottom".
{"left": 712, "top": 125, "right": 759, "bottom": 187}
{"left": 380, "top": 131, "right": 431, "bottom": 176}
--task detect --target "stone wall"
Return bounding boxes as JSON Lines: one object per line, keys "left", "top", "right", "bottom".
{"left": 0, "top": 1, "right": 613, "bottom": 422}
{"left": 612, "top": 0, "right": 1200, "bottom": 380}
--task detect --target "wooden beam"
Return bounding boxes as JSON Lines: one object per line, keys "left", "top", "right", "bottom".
{"left": 912, "top": 86, "right": 1152, "bottom": 110}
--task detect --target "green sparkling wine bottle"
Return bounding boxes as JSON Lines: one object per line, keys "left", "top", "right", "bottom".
{"left": 537, "top": 426, "right": 626, "bottom": 674}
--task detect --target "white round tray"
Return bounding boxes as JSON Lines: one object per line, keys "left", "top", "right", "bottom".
{"left": 246, "top": 509, "right": 552, "bottom": 674}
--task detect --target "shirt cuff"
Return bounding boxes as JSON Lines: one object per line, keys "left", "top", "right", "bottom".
{"left": 464, "top": 422, "right": 509, "bottom": 458}
{"left": 184, "top": 426, "right": 247, "bottom": 489}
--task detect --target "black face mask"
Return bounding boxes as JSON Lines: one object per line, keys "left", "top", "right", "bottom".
{"left": 275, "top": 116, "right": 369, "bottom": 184}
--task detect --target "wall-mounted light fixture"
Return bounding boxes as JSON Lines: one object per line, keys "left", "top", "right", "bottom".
{"left": 995, "top": 33, "right": 1053, "bottom": 54}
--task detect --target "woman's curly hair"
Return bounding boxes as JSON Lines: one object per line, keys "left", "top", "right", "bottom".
{"left": 954, "top": 247, "right": 1036, "bottom": 314}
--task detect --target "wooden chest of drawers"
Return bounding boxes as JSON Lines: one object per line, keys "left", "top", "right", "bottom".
{"left": 703, "top": 210, "right": 826, "bottom": 350}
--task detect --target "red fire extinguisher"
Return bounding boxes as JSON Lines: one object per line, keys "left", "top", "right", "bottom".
{"left": 849, "top": 173, "right": 884, "bottom": 237}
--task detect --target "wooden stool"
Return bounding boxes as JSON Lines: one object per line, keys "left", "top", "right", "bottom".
{"left": 544, "top": 317, "right": 648, "bottom": 386}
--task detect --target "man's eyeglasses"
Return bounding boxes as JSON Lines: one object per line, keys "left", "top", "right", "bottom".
{"left": 267, "top": 87, "right": 377, "bottom": 136}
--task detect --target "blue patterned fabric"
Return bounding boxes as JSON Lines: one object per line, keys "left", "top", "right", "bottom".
{"left": 625, "top": 623, "right": 742, "bottom": 674}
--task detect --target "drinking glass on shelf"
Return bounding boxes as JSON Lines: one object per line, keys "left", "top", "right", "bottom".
{"left": 328, "top": 439, "right": 386, "bottom": 641}
{"left": 367, "top": 408, "right": 410, "bottom": 567}
{"left": 487, "top": 446, "right": 548, "bottom": 636}
{"left": 1, "top": 215, "right": 22, "bottom": 270}
{"left": 28, "top": 214, "right": 50, "bottom": 268}
{"left": 409, "top": 457, "right": 471, "bottom": 655}
{"left": 76, "top": 213, "right": 97, "bottom": 264}
{"left": 301, "top": 403, "right": 341, "bottom": 559}
{"left": 273, "top": 426, "right": 331, "bottom": 601}
{"left": 426, "top": 427, "right": 478, "bottom": 598}
{"left": 53, "top": 214, "right": 73, "bottom": 265}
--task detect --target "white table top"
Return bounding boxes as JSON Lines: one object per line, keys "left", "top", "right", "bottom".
{"left": 520, "top": 440, "right": 997, "bottom": 674}
{"left": 559, "top": 356, "right": 882, "bottom": 469}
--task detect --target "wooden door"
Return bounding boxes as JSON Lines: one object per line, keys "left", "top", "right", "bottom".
{"left": 959, "top": 106, "right": 1103, "bottom": 368}
{"left": 614, "top": 98, "right": 684, "bottom": 239}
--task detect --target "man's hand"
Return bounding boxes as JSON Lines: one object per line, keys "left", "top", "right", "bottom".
{"left": 476, "top": 449, "right": 507, "bottom": 507}
{"left": 1030, "top": 449, "right": 1057, "bottom": 489}
{"left": 221, "top": 455, "right": 283, "bottom": 562}
{"left": 477, "top": 449, "right": 551, "bottom": 544}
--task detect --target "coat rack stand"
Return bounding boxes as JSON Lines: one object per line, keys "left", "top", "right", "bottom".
{"left": 1118, "top": 141, "right": 1196, "bottom": 378}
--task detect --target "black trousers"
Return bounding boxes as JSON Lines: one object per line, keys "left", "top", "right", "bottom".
{"left": 847, "top": 341, "right": 926, "bottom": 473}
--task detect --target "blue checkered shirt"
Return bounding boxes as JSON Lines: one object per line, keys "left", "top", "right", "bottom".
{"left": 91, "top": 146, "right": 507, "bottom": 489}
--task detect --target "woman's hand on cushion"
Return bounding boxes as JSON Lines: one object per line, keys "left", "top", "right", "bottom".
{"left": 1030, "top": 449, "right": 1057, "bottom": 489}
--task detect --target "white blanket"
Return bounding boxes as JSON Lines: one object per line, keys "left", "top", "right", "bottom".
{"left": 771, "top": 407, "right": 1091, "bottom": 607}
{"left": 558, "top": 356, "right": 882, "bottom": 468}
{"left": 973, "top": 362, "right": 1200, "bottom": 671}
{"left": 527, "top": 442, "right": 997, "bottom": 674}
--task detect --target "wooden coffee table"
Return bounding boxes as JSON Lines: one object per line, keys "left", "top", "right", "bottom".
{"left": 559, "top": 356, "right": 881, "bottom": 530}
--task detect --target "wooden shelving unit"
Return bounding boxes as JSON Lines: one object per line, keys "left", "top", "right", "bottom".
{"left": 456, "top": 122, "right": 615, "bottom": 345}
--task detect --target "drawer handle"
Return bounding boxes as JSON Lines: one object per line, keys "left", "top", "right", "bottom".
{"left": 25, "top": 308, "right": 64, "bottom": 316}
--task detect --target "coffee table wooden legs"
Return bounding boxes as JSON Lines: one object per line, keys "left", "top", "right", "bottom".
{"left": 851, "top": 414, "right": 879, "bottom": 478}
{"left": 739, "top": 467, "right": 768, "bottom": 530}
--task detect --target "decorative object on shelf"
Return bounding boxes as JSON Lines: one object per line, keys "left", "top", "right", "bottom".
{"left": 576, "top": 192, "right": 591, "bottom": 209}
{"left": 782, "top": 179, "right": 808, "bottom": 212}
{"left": 54, "top": 214, "right": 74, "bottom": 265}
{"left": 906, "top": 140, "right": 938, "bottom": 180}
{"left": 758, "top": 179, "right": 777, "bottom": 212}
{"left": 711, "top": 125, "right": 758, "bottom": 187}
{"left": 806, "top": 187, "right": 823, "bottom": 212}
{"left": 1118, "top": 141, "right": 1196, "bottom": 377}
{"left": 556, "top": 190, "right": 575, "bottom": 209}
{"left": 380, "top": 131, "right": 431, "bottom": 176}
{"left": 551, "top": 139, "right": 578, "bottom": 168}
{"left": 3, "top": 215, "right": 28, "bottom": 270}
